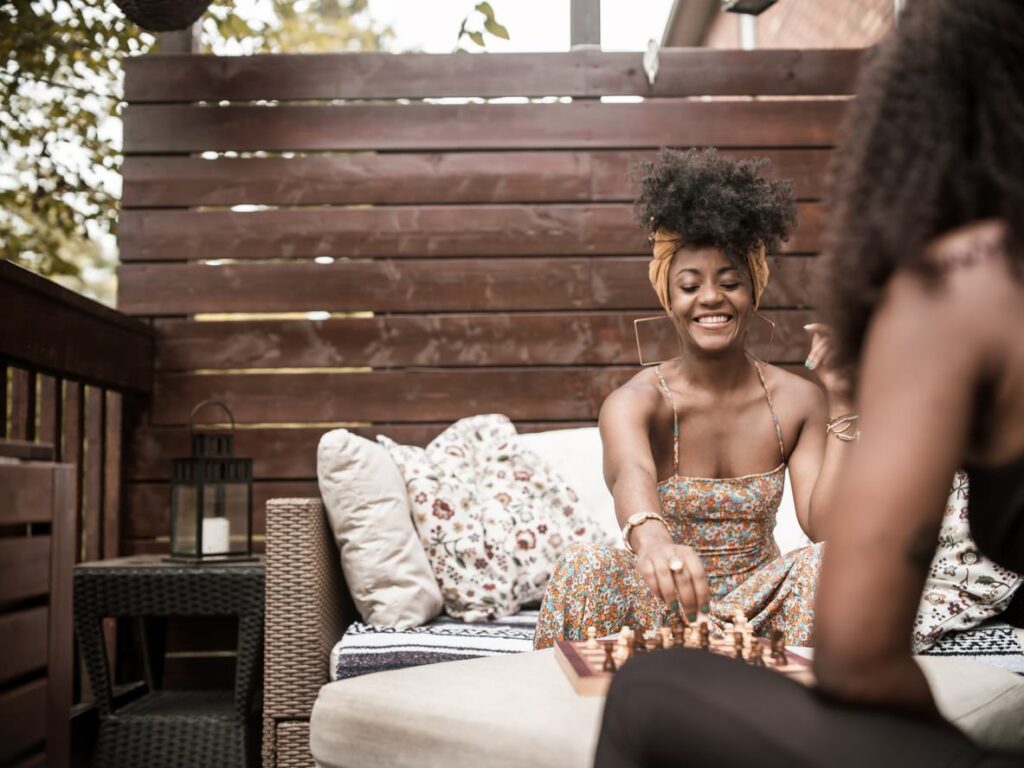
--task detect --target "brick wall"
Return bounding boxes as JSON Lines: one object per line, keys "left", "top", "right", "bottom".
{"left": 705, "top": 0, "right": 895, "bottom": 48}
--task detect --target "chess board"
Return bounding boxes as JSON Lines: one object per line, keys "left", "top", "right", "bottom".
{"left": 555, "top": 632, "right": 815, "bottom": 696}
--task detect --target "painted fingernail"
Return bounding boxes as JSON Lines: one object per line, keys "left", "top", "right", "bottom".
{"left": 804, "top": 358, "right": 815, "bottom": 370}
{"left": 701, "top": 603, "right": 709, "bottom": 614}
{"left": 671, "top": 600, "right": 680, "bottom": 612}
{"left": 687, "top": 612, "right": 697, "bottom": 622}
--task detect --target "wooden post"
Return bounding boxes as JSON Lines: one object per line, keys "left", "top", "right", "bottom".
{"left": 570, "top": 0, "right": 600, "bottom": 47}
{"left": 156, "top": 20, "right": 201, "bottom": 54}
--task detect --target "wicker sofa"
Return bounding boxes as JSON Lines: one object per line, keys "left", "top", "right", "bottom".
{"left": 262, "top": 430, "right": 1024, "bottom": 768}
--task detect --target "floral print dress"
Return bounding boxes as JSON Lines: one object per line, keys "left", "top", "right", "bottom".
{"left": 534, "top": 362, "right": 824, "bottom": 648}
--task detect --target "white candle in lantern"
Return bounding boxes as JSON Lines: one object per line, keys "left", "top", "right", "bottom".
{"left": 202, "top": 516, "right": 230, "bottom": 554}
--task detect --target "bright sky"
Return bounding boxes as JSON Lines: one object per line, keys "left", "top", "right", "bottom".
{"left": 368, "top": 0, "right": 675, "bottom": 53}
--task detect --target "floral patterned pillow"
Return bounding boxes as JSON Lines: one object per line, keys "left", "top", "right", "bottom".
{"left": 378, "top": 414, "right": 610, "bottom": 622}
{"left": 913, "top": 471, "right": 1023, "bottom": 651}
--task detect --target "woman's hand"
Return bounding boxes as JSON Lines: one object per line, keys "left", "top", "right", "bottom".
{"left": 635, "top": 541, "right": 710, "bottom": 619}
{"left": 804, "top": 323, "right": 852, "bottom": 400}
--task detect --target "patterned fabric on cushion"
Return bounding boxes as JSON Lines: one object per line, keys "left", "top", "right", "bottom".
{"left": 330, "top": 610, "right": 538, "bottom": 681}
{"left": 378, "top": 414, "right": 611, "bottom": 622}
{"left": 914, "top": 471, "right": 1024, "bottom": 651}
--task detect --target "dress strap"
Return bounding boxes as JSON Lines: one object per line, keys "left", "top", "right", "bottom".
{"left": 752, "top": 360, "right": 787, "bottom": 463}
{"left": 654, "top": 365, "right": 680, "bottom": 475}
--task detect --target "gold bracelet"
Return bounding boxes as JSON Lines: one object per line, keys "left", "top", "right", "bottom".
{"left": 826, "top": 413, "right": 860, "bottom": 442}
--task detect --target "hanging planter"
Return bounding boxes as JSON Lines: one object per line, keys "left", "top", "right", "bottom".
{"left": 112, "top": 0, "right": 212, "bottom": 31}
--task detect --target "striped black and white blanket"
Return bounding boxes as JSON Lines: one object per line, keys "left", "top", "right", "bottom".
{"left": 330, "top": 611, "right": 538, "bottom": 681}
{"left": 330, "top": 612, "right": 1024, "bottom": 682}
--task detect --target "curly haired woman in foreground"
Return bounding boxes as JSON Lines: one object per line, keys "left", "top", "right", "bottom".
{"left": 534, "top": 148, "right": 852, "bottom": 649}
{"left": 595, "top": 1, "right": 1024, "bottom": 766}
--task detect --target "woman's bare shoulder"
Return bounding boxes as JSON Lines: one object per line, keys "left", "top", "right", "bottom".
{"left": 760, "top": 363, "right": 825, "bottom": 414}
{"left": 601, "top": 368, "right": 663, "bottom": 419}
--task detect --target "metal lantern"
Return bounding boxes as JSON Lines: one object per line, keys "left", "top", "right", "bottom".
{"left": 168, "top": 400, "right": 253, "bottom": 563}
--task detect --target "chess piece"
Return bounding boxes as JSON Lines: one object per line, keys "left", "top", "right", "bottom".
{"left": 749, "top": 638, "right": 766, "bottom": 667}
{"left": 672, "top": 624, "right": 685, "bottom": 648}
{"left": 699, "top": 621, "right": 710, "bottom": 650}
{"left": 632, "top": 627, "right": 647, "bottom": 655}
{"left": 659, "top": 627, "right": 673, "bottom": 649}
{"left": 603, "top": 643, "right": 617, "bottom": 672}
{"left": 586, "top": 626, "right": 599, "bottom": 650}
{"left": 770, "top": 630, "right": 788, "bottom": 664}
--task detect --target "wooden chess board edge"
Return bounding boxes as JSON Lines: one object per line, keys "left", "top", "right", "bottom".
{"left": 555, "top": 640, "right": 610, "bottom": 697}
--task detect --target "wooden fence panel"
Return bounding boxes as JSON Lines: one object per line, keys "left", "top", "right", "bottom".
{"left": 122, "top": 100, "right": 847, "bottom": 154}
{"left": 118, "top": 48, "right": 859, "bottom": 555}
{"left": 10, "top": 368, "right": 35, "bottom": 441}
{"left": 83, "top": 387, "right": 105, "bottom": 563}
{"left": 121, "top": 149, "right": 832, "bottom": 208}
{"left": 118, "top": 256, "right": 819, "bottom": 316}
{"left": 152, "top": 310, "right": 813, "bottom": 372}
{"left": 123, "top": 49, "right": 861, "bottom": 102}
{"left": 118, "top": 202, "right": 822, "bottom": 262}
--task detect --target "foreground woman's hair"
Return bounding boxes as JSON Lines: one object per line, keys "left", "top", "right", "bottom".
{"left": 825, "top": 0, "right": 1024, "bottom": 373}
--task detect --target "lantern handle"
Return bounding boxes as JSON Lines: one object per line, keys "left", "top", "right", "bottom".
{"left": 187, "top": 400, "right": 236, "bottom": 435}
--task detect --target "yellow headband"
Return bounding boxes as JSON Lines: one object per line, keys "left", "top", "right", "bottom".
{"left": 649, "top": 229, "right": 769, "bottom": 312}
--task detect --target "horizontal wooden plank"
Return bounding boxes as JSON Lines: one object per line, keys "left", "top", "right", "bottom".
{"left": 123, "top": 49, "right": 861, "bottom": 102}
{"left": 123, "top": 480, "right": 318, "bottom": 539}
{"left": 117, "top": 256, "right": 819, "bottom": 316}
{"left": 0, "top": 606, "right": 48, "bottom": 686}
{"left": 152, "top": 310, "right": 814, "bottom": 371}
{"left": 151, "top": 367, "right": 634, "bottom": 426}
{"left": 0, "top": 537, "right": 50, "bottom": 605}
{"left": 118, "top": 202, "right": 821, "bottom": 262}
{"left": 0, "top": 261, "right": 154, "bottom": 393}
{"left": 0, "top": 464, "right": 56, "bottom": 525}
{"left": 0, "top": 439, "right": 54, "bottom": 461}
{"left": 0, "top": 678, "right": 46, "bottom": 764}
{"left": 121, "top": 149, "right": 831, "bottom": 208}
{"left": 126, "top": 422, "right": 597, "bottom": 481}
{"left": 122, "top": 99, "right": 848, "bottom": 153}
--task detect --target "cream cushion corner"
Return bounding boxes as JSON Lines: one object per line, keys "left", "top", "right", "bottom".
{"left": 918, "top": 655, "right": 1024, "bottom": 750}
{"left": 311, "top": 649, "right": 604, "bottom": 768}
{"left": 317, "top": 428, "right": 443, "bottom": 629}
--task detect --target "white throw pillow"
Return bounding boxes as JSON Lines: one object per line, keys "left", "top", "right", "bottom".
{"left": 379, "top": 415, "right": 609, "bottom": 622}
{"left": 317, "top": 429, "right": 443, "bottom": 629}
{"left": 514, "top": 427, "right": 620, "bottom": 546}
{"left": 913, "top": 471, "right": 1023, "bottom": 651}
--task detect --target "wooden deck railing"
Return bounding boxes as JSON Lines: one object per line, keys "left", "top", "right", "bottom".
{"left": 0, "top": 259, "right": 153, "bottom": 766}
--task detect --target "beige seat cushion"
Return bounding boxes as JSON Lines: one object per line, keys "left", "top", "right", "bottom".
{"left": 311, "top": 649, "right": 603, "bottom": 768}
{"left": 310, "top": 649, "right": 1024, "bottom": 768}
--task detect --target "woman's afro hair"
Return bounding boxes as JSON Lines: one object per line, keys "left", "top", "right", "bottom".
{"left": 633, "top": 148, "right": 797, "bottom": 270}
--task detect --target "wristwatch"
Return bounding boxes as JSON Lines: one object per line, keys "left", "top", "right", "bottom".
{"left": 622, "top": 511, "right": 668, "bottom": 556}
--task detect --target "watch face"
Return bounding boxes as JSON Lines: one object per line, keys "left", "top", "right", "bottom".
{"left": 628, "top": 512, "right": 648, "bottom": 526}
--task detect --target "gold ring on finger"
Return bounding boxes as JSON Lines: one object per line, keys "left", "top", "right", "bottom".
{"left": 669, "top": 558, "right": 684, "bottom": 573}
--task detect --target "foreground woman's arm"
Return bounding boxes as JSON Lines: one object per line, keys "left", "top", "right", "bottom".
{"left": 814, "top": 273, "right": 984, "bottom": 717}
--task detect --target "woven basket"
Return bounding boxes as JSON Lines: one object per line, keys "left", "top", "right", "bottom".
{"left": 113, "top": 0, "right": 211, "bottom": 31}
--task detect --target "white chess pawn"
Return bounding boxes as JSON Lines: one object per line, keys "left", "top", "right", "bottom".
{"left": 585, "top": 626, "right": 599, "bottom": 650}
{"left": 660, "top": 626, "right": 673, "bottom": 649}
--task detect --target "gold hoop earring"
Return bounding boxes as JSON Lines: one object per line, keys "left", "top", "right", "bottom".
{"left": 634, "top": 315, "right": 684, "bottom": 367}
{"left": 747, "top": 310, "right": 776, "bottom": 365}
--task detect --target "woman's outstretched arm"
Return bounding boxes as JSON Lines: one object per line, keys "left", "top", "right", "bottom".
{"left": 813, "top": 272, "right": 981, "bottom": 717}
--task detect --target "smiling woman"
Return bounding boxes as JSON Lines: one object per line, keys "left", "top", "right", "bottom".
{"left": 533, "top": 149, "right": 854, "bottom": 650}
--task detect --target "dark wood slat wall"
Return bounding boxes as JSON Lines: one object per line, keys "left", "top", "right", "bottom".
{"left": 119, "top": 48, "right": 859, "bottom": 555}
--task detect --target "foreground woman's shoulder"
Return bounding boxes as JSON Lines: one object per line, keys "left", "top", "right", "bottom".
{"left": 761, "top": 363, "right": 826, "bottom": 413}
{"left": 602, "top": 368, "right": 663, "bottom": 412}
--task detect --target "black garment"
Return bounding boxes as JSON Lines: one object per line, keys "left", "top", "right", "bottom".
{"left": 593, "top": 649, "right": 1023, "bottom": 768}
{"left": 967, "top": 455, "right": 1024, "bottom": 575}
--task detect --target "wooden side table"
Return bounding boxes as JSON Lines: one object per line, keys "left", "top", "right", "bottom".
{"left": 73, "top": 555, "right": 264, "bottom": 768}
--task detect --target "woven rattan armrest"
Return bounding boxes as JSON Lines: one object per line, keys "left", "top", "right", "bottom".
{"left": 263, "top": 497, "right": 356, "bottom": 768}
